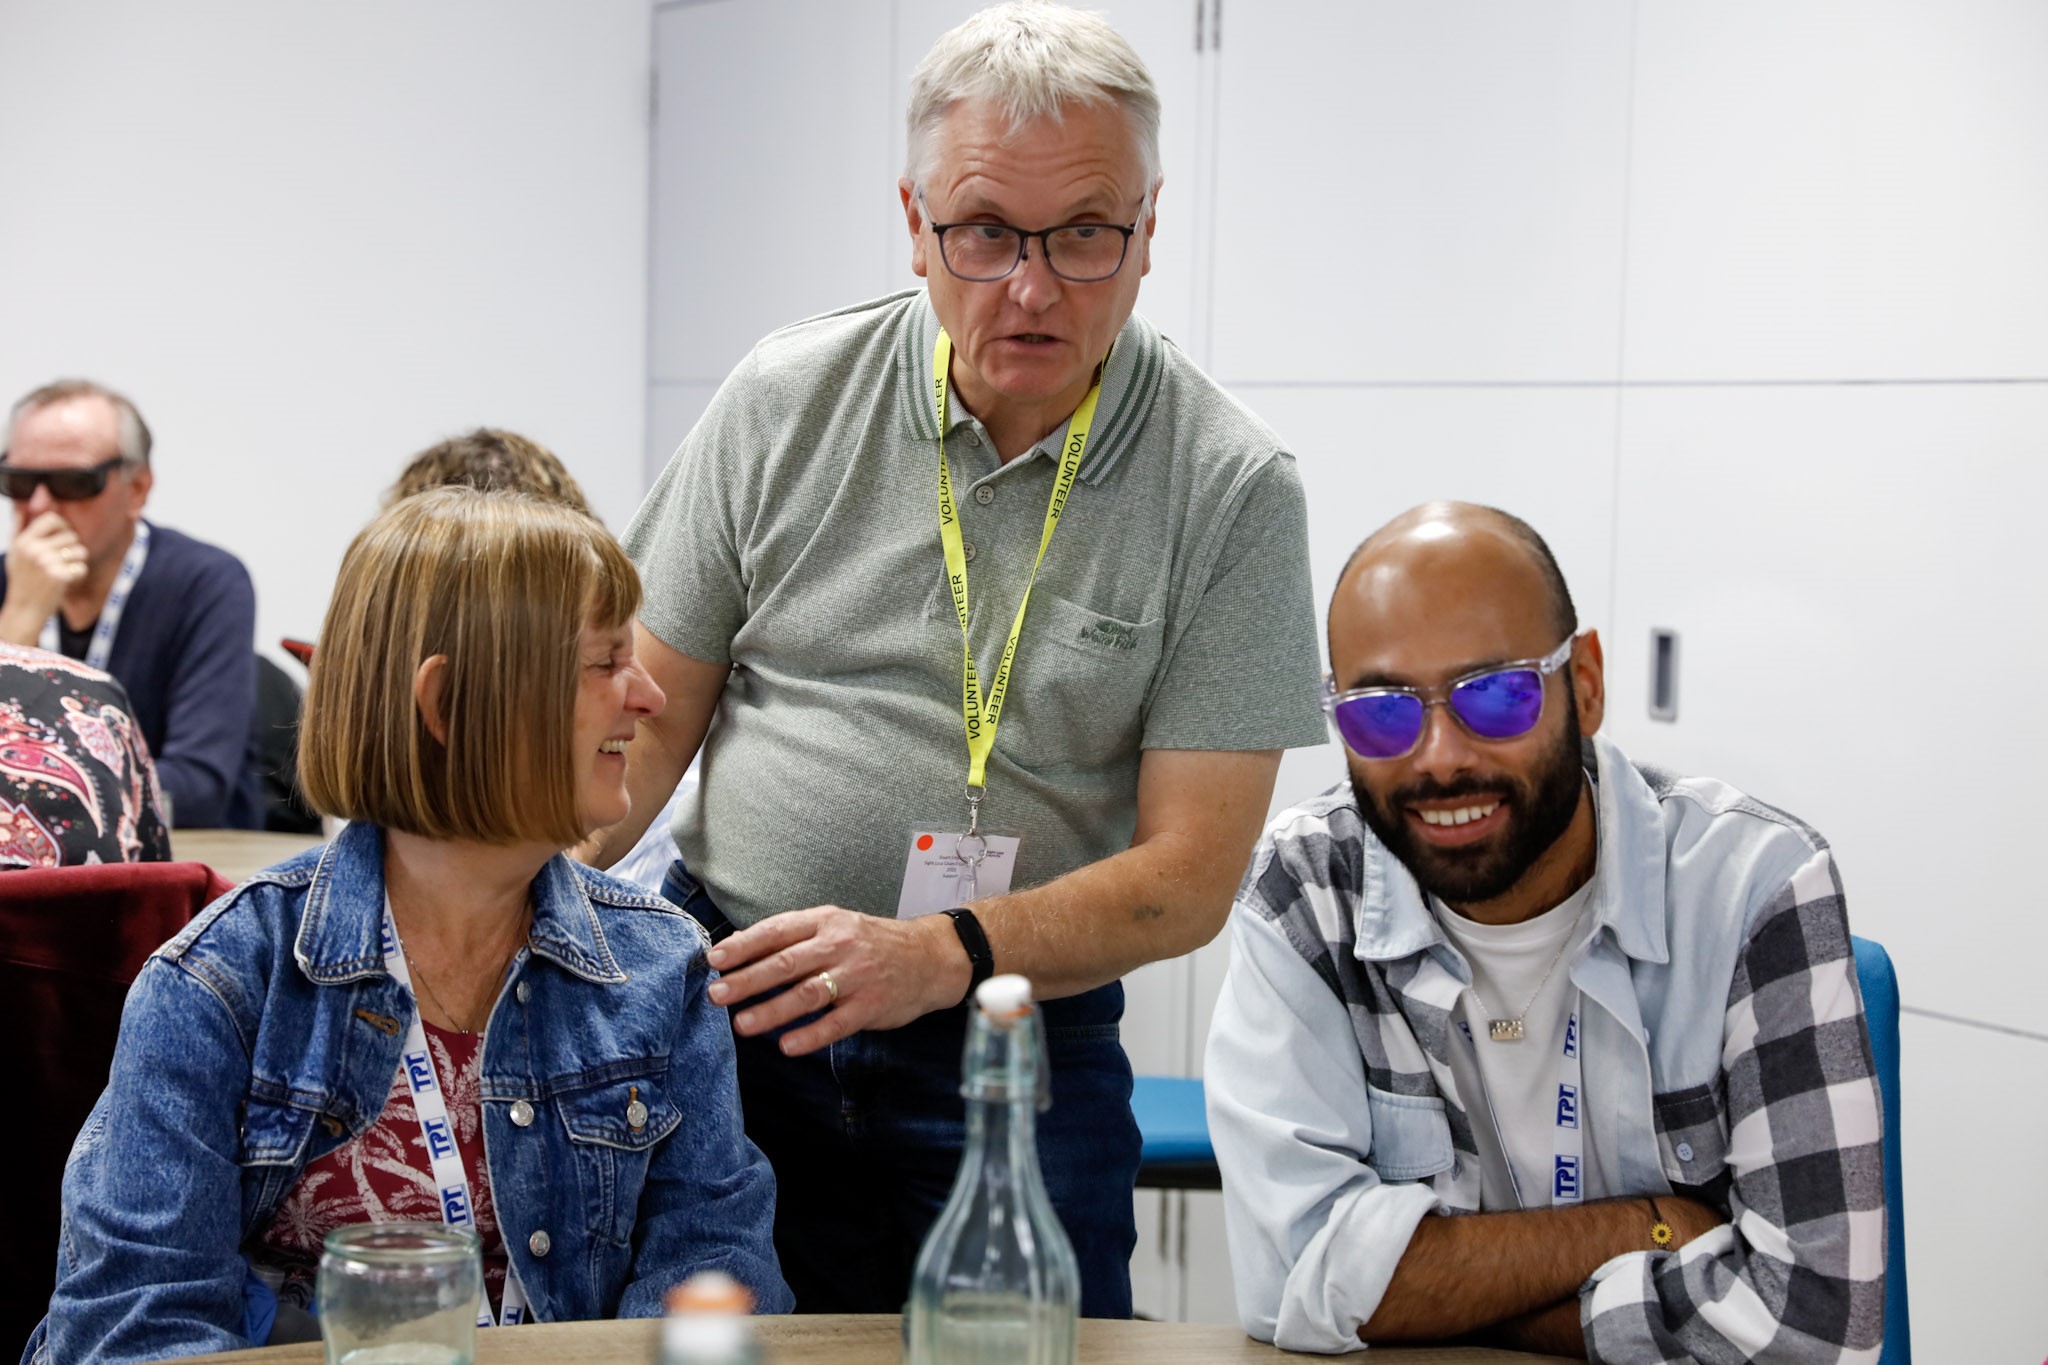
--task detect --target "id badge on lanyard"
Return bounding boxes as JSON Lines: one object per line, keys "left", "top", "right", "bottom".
{"left": 910, "top": 329, "right": 1103, "bottom": 912}
{"left": 381, "top": 905, "right": 532, "bottom": 1327}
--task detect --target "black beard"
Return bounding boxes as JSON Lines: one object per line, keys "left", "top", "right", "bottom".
{"left": 1351, "top": 690, "right": 1587, "bottom": 906}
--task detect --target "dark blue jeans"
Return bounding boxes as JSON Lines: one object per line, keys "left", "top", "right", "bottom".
{"left": 662, "top": 859, "right": 1140, "bottom": 1317}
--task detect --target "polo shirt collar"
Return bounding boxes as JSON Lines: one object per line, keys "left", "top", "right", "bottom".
{"left": 898, "top": 291, "right": 1164, "bottom": 486}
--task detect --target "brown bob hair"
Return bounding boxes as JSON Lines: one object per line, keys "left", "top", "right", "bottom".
{"left": 299, "top": 486, "right": 640, "bottom": 845}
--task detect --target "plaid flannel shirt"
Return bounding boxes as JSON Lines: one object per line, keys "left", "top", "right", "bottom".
{"left": 1205, "top": 733, "right": 1886, "bottom": 1362}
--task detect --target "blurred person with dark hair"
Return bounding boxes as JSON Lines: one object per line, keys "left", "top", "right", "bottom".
{"left": 387, "top": 427, "right": 592, "bottom": 512}
{"left": 0, "top": 380, "right": 258, "bottom": 827}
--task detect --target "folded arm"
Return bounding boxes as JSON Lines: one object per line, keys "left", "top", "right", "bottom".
{"left": 1581, "top": 847, "right": 1887, "bottom": 1364}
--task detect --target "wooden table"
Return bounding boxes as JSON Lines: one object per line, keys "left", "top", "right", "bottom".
{"left": 171, "top": 829, "right": 325, "bottom": 886}
{"left": 182, "top": 1314, "right": 1575, "bottom": 1362}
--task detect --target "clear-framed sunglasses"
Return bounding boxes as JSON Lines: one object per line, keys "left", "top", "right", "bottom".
{"left": 1322, "top": 635, "right": 1578, "bottom": 760}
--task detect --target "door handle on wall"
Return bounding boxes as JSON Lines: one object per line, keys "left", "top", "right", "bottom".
{"left": 1649, "top": 629, "right": 1680, "bottom": 722}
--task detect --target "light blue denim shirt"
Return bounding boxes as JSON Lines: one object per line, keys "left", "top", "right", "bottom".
{"left": 27, "top": 821, "right": 790, "bottom": 1364}
{"left": 1206, "top": 735, "right": 1884, "bottom": 1361}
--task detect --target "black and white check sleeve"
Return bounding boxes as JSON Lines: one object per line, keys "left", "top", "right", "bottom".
{"left": 1583, "top": 846, "right": 1887, "bottom": 1364}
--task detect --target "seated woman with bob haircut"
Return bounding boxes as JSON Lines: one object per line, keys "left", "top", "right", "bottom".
{"left": 28, "top": 487, "right": 789, "bottom": 1363}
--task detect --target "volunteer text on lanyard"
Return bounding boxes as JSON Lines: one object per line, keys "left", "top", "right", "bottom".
{"left": 380, "top": 904, "right": 532, "bottom": 1328}
{"left": 932, "top": 329, "right": 1103, "bottom": 896}
{"left": 39, "top": 520, "right": 150, "bottom": 671}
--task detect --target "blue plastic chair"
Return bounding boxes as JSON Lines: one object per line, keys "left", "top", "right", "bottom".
{"left": 1130, "top": 1074, "right": 1219, "bottom": 1190}
{"left": 1853, "top": 935, "right": 1910, "bottom": 1365}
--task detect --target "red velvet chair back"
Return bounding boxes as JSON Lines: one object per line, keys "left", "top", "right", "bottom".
{"left": 0, "top": 861, "right": 232, "bottom": 1357}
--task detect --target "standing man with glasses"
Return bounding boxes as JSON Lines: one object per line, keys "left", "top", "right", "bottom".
{"left": 592, "top": 2, "right": 1325, "bottom": 1316}
{"left": 1206, "top": 501, "right": 1885, "bottom": 1360}
{"left": 0, "top": 380, "right": 259, "bottom": 827}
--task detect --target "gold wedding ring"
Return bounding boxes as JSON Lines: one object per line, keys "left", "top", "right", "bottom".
{"left": 815, "top": 969, "right": 839, "bottom": 1006}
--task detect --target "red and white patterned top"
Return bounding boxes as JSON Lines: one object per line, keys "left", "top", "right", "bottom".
{"left": 252, "top": 1023, "right": 509, "bottom": 1314}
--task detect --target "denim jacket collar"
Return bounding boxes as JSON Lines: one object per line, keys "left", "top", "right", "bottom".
{"left": 1351, "top": 733, "right": 1672, "bottom": 969}
{"left": 293, "top": 822, "right": 629, "bottom": 987}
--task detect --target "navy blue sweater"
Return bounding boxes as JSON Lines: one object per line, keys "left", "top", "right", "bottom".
{"left": 0, "top": 522, "right": 258, "bottom": 827}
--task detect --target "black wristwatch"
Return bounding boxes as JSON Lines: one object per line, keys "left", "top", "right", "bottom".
{"left": 942, "top": 907, "right": 995, "bottom": 1005}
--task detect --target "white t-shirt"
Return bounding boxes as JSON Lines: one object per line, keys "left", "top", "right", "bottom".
{"left": 1434, "top": 878, "right": 1605, "bottom": 1210}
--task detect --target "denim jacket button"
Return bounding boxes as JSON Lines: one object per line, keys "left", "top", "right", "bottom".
{"left": 515, "top": 980, "right": 531, "bottom": 1005}
{"left": 528, "top": 1230, "right": 551, "bottom": 1258}
{"left": 510, "top": 1100, "right": 535, "bottom": 1128}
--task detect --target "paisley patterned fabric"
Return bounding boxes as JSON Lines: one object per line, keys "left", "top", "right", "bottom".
{"left": 0, "top": 642, "right": 169, "bottom": 869}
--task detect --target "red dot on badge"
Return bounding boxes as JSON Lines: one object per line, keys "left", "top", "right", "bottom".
{"left": 917, "top": 834, "right": 934, "bottom": 851}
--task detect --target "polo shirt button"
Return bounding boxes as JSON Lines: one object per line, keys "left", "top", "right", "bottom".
{"left": 962, "top": 542, "right": 977, "bottom": 563}
{"left": 966, "top": 430, "right": 982, "bottom": 447}
{"left": 515, "top": 980, "right": 531, "bottom": 1005}
{"left": 974, "top": 486, "right": 995, "bottom": 505}
{"left": 528, "top": 1230, "right": 551, "bottom": 1258}
{"left": 1676, "top": 1141, "right": 1694, "bottom": 1161}
{"left": 510, "top": 1100, "right": 534, "bottom": 1128}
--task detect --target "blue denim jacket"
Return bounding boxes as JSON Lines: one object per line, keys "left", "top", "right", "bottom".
{"left": 27, "top": 822, "right": 791, "bottom": 1364}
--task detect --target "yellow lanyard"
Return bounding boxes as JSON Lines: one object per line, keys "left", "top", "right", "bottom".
{"left": 933, "top": 328, "right": 1104, "bottom": 796}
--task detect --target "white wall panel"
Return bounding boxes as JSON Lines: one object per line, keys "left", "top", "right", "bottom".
{"left": 888, "top": 1, "right": 1204, "bottom": 354}
{"left": 649, "top": 0, "right": 895, "bottom": 384}
{"left": 1251, "top": 384, "right": 1621, "bottom": 647}
{"left": 0, "top": 0, "right": 652, "bottom": 667}
{"left": 1898, "top": 1015, "right": 2048, "bottom": 1361}
{"left": 1606, "top": 384, "right": 2048, "bottom": 1032}
{"left": 1208, "top": 2, "right": 1634, "bottom": 384}
{"left": 1626, "top": 1, "right": 2048, "bottom": 381}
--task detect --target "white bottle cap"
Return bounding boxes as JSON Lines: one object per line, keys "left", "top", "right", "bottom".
{"left": 975, "top": 973, "right": 1033, "bottom": 1017}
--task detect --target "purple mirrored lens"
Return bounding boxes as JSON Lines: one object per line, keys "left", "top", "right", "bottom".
{"left": 1449, "top": 668, "right": 1545, "bottom": 739}
{"left": 1333, "top": 692, "right": 1425, "bottom": 758}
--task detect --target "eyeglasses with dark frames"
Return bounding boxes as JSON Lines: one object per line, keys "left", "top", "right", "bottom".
{"left": 917, "top": 190, "right": 1146, "bottom": 283}
{"left": 1322, "top": 636, "right": 1579, "bottom": 760}
{"left": 0, "top": 454, "right": 136, "bottom": 503}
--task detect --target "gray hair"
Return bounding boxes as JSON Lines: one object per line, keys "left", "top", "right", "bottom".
{"left": 5, "top": 379, "right": 153, "bottom": 468}
{"left": 905, "top": 2, "right": 1161, "bottom": 203}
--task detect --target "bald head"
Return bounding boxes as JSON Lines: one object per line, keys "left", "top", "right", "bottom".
{"left": 1331, "top": 503, "right": 1576, "bottom": 672}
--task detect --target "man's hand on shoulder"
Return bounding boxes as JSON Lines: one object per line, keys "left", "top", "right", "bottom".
{"left": 0, "top": 511, "right": 87, "bottom": 644}
{"left": 706, "top": 906, "right": 971, "bottom": 1055}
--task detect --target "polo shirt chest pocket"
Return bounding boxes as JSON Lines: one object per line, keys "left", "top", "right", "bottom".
{"left": 1365, "top": 1085, "right": 1456, "bottom": 1184}
{"left": 1017, "top": 593, "right": 1163, "bottom": 770}
{"left": 557, "top": 1078, "right": 681, "bottom": 1246}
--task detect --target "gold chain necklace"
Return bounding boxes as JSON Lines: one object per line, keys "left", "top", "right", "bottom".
{"left": 401, "top": 911, "right": 531, "bottom": 1034}
{"left": 1470, "top": 899, "right": 1591, "bottom": 1043}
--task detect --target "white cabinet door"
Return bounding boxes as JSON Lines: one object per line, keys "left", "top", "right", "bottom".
{"left": 1207, "top": 1, "right": 1635, "bottom": 384}
{"left": 650, "top": 0, "right": 898, "bottom": 389}
{"left": 1626, "top": 0, "right": 2048, "bottom": 382}
{"left": 1606, "top": 382, "right": 2048, "bottom": 1033}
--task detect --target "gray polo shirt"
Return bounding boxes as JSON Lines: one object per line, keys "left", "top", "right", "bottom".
{"left": 624, "top": 290, "right": 1324, "bottom": 929}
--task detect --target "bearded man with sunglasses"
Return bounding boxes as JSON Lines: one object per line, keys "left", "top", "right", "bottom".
{"left": 1206, "top": 502, "right": 1885, "bottom": 1362}
{"left": 0, "top": 380, "right": 259, "bottom": 828}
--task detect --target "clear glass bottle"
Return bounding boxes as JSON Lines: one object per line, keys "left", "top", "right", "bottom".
{"left": 657, "top": 1270, "right": 760, "bottom": 1365}
{"left": 903, "top": 974, "right": 1079, "bottom": 1365}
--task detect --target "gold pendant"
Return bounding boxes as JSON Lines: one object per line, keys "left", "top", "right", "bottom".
{"left": 1488, "top": 1018, "right": 1525, "bottom": 1043}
